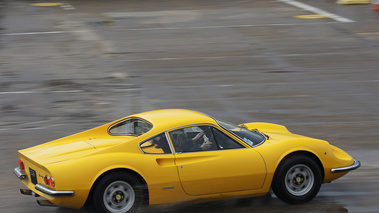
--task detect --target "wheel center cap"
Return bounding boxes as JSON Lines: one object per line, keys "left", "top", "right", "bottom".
{"left": 294, "top": 174, "right": 305, "bottom": 185}
{"left": 296, "top": 177, "right": 302, "bottom": 183}
{"left": 113, "top": 191, "right": 125, "bottom": 203}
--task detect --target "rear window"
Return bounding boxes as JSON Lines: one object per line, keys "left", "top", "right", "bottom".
{"left": 108, "top": 118, "right": 152, "bottom": 136}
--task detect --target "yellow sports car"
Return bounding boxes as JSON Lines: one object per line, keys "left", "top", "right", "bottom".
{"left": 14, "top": 109, "right": 360, "bottom": 212}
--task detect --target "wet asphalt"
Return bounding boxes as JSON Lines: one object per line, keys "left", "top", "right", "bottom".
{"left": 0, "top": 0, "right": 378, "bottom": 212}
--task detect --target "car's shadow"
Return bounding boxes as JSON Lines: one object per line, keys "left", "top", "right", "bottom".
{"left": 141, "top": 195, "right": 348, "bottom": 213}
{"left": 54, "top": 193, "right": 347, "bottom": 213}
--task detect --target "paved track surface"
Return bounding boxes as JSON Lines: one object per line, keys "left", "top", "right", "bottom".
{"left": 1, "top": 0, "right": 378, "bottom": 212}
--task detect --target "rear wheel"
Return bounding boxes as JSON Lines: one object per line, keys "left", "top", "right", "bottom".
{"left": 272, "top": 155, "right": 322, "bottom": 204}
{"left": 93, "top": 172, "right": 144, "bottom": 213}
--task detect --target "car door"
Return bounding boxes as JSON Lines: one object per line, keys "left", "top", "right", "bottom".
{"left": 139, "top": 133, "right": 182, "bottom": 204}
{"left": 169, "top": 125, "right": 266, "bottom": 196}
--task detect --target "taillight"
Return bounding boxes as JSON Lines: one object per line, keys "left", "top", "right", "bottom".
{"left": 49, "top": 177, "right": 55, "bottom": 187}
{"left": 18, "top": 159, "right": 25, "bottom": 171}
{"left": 44, "top": 175, "right": 55, "bottom": 187}
{"left": 44, "top": 176, "right": 50, "bottom": 185}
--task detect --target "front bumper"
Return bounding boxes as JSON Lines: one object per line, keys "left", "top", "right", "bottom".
{"left": 331, "top": 159, "right": 361, "bottom": 173}
{"left": 13, "top": 167, "right": 74, "bottom": 197}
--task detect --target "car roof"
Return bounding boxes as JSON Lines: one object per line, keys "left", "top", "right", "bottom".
{"left": 133, "top": 109, "right": 217, "bottom": 132}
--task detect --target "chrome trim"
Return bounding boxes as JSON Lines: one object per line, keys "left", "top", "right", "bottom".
{"left": 166, "top": 123, "right": 249, "bottom": 153}
{"left": 163, "top": 123, "right": 216, "bottom": 134}
{"left": 35, "top": 184, "right": 74, "bottom": 197}
{"left": 138, "top": 132, "right": 173, "bottom": 155}
{"left": 331, "top": 159, "right": 361, "bottom": 173}
{"left": 14, "top": 167, "right": 27, "bottom": 180}
{"left": 165, "top": 131, "right": 175, "bottom": 154}
{"left": 162, "top": 186, "right": 175, "bottom": 189}
{"left": 107, "top": 117, "right": 153, "bottom": 136}
{"left": 216, "top": 120, "right": 266, "bottom": 148}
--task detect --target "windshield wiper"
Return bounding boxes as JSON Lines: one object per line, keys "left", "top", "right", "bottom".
{"left": 251, "top": 128, "right": 270, "bottom": 140}
{"left": 239, "top": 124, "right": 248, "bottom": 130}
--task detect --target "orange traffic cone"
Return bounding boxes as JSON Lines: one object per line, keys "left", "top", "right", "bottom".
{"left": 373, "top": 0, "right": 379, "bottom": 10}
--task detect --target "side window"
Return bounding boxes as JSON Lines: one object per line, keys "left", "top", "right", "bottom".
{"left": 169, "top": 126, "right": 218, "bottom": 153}
{"left": 140, "top": 133, "right": 171, "bottom": 154}
{"left": 109, "top": 118, "right": 152, "bottom": 136}
{"left": 212, "top": 128, "right": 244, "bottom": 149}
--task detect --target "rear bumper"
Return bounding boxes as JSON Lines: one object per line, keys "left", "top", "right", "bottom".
{"left": 331, "top": 159, "right": 360, "bottom": 173}
{"left": 35, "top": 184, "right": 74, "bottom": 197}
{"left": 13, "top": 167, "right": 27, "bottom": 180}
{"left": 14, "top": 167, "right": 74, "bottom": 197}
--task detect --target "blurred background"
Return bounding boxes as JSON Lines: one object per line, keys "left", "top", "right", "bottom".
{"left": 0, "top": 0, "right": 378, "bottom": 212}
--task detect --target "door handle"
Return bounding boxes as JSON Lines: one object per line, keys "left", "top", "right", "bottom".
{"left": 156, "top": 158, "right": 175, "bottom": 167}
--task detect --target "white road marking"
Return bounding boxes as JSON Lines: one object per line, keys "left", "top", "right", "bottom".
{"left": 60, "top": 4, "right": 76, "bottom": 10}
{"left": 278, "top": 0, "right": 354, "bottom": 23}
{"left": 51, "top": 90, "right": 83, "bottom": 93}
{"left": 1, "top": 31, "right": 84, "bottom": 36}
{"left": 0, "top": 91, "right": 37, "bottom": 95}
{"left": 0, "top": 90, "right": 83, "bottom": 95}
{"left": 2, "top": 31, "right": 66, "bottom": 36}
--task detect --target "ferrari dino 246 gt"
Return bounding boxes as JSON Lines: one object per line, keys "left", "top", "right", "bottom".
{"left": 14, "top": 109, "right": 360, "bottom": 212}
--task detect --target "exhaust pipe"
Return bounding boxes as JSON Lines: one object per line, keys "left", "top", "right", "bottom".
{"left": 21, "top": 189, "right": 55, "bottom": 206}
{"left": 20, "top": 189, "right": 40, "bottom": 197}
{"left": 20, "top": 189, "right": 33, "bottom": 196}
{"left": 37, "top": 199, "right": 57, "bottom": 207}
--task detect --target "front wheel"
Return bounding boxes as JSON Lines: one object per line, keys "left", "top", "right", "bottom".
{"left": 93, "top": 172, "right": 144, "bottom": 213}
{"left": 272, "top": 155, "right": 322, "bottom": 204}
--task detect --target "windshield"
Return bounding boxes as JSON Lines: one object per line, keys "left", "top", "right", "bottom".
{"left": 217, "top": 120, "right": 266, "bottom": 147}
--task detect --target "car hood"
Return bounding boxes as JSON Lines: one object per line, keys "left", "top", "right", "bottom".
{"left": 19, "top": 137, "right": 132, "bottom": 165}
{"left": 241, "top": 122, "right": 313, "bottom": 141}
{"left": 264, "top": 130, "right": 308, "bottom": 141}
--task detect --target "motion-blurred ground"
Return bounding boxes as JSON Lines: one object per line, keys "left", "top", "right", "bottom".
{"left": 0, "top": 0, "right": 378, "bottom": 212}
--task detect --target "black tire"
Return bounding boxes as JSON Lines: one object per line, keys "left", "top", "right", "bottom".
{"left": 272, "top": 155, "right": 322, "bottom": 204}
{"left": 93, "top": 171, "right": 144, "bottom": 213}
